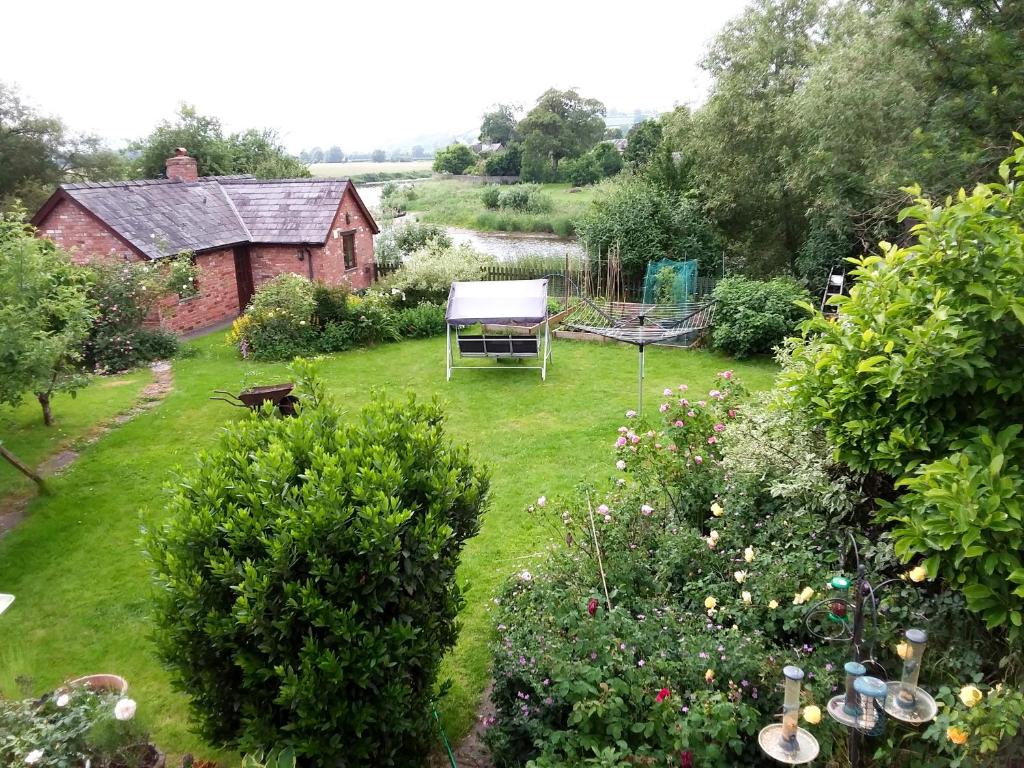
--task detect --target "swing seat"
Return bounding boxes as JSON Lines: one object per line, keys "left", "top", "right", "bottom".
{"left": 456, "top": 335, "right": 539, "bottom": 358}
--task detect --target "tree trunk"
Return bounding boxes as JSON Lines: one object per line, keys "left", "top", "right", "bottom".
{"left": 0, "top": 442, "right": 47, "bottom": 492}
{"left": 38, "top": 391, "right": 54, "bottom": 427}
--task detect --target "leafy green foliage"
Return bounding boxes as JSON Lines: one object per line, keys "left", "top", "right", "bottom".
{"left": 484, "top": 144, "right": 523, "bottom": 177}
{"left": 394, "top": 302, "right": 447, "bottom": 338}
{"left": 146, "top": 366, "right": 489, "bottom": 766}
{"left": 575, "top": 178, "right": 724, "bottom": 278}
{"left": 379, "top": 242, "right": 495, "bottom": 305}
{"left": 0, "top": 688, "right": 150, "bottom": 768}
{"left": 783, "top": 147, "right": 1024, "bottom": 636}
{"left": 84, "top": 261, "right": 180, "bottom": 373}
{"left": 518, "top": 88, "right": 606, "bottom": 182}
{"left": 479, "top": 104, "right": 520, "bottom": 145}
{"left": 393, "top": 221, "right": 452, "bottom": 254}
{"left": 228, "top": 273, "right": 317, "bottom": 360}
{"left": 0, "top": 208, "right": 94, "bottom": 425}
{"left": 0, "top": 82, "right": 130, "bottom": 212}
{"left": 132, "top": 104, "right": 308, "bottom": 179}
{"left": 433, "top": 143, "right": 477, "bottom": 175}
{"left": 590, "top": 142, "right": 623, "bottom": 178}
{"left": 623, "top": 119, "right": 663, "bottom": 169}
{"left": 495, "top": 184, "right": 552, "bottom": 213}
{"left": 559, "top": 154, "right": 601, "bottom": 187}
{"left": 710, "top": 276, "right": 808, "bottom": 358}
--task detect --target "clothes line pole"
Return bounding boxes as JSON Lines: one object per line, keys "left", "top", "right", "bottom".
{"left": 638, "top": 344, "right": 645, "bottom": 417}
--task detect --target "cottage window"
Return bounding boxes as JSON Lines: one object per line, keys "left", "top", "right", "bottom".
{"left": 342, "top": 233, "right": 356, "bottom": 270}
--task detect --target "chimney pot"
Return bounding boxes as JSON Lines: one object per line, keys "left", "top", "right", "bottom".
{"left": 166, "top": 149, "right": 198, "bottom": 182}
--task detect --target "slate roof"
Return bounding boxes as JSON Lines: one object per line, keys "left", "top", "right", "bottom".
{"left": 32, "top": 177, "right": 378, "bottom": 260}
{"left": 220, "top": 178, "right": 352, "bottom": 245}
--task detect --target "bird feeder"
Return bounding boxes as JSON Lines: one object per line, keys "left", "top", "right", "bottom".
{"left": 884, "top": 629, "right": 937, "bottom": 723}
{"left": 827, "top": 661, "right": 866, "bottom": 728}
{"left": 758, "top": 665, "right": 820, "bottom": 764}
{"left": 828, "top": 576, "right": 851, "bottom": 623}
{"left": 853, "top": 676, "right": 888, "bottom": 737}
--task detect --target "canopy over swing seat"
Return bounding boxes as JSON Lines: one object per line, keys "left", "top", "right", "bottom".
{"left": 445, "top": 279, "right": 552, "bottom": 380}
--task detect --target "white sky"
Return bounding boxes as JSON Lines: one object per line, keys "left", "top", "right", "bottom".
{"left": 1, "top": 0, "right": 750, "bottom": 154}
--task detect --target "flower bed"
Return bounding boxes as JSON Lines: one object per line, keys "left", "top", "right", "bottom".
{"left": 486, "top": 372, "right": 1021, "bottom": 767}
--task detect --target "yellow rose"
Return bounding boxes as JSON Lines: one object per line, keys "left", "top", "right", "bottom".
{"left": 711, "top": 501, "right": 724, "bottom": 517}
{"left": 958, "top": 685, "right": 983, "bottom": 708}
{"left": 802, "top": 705, "right": 822, "bottom": 725}
{"left": 768, "top": 599, "right": 779, "bottom": 610}
{"left": 705, "top": 669, "right": 715, "bottom": 683}
{"left": 744, "top": 546, "right": 755, "bottom": 563}
{"left": 946, "top": 726, "right": 969, "bottom": 745}
{"left": 704, "top": 596, "right": 717, "bottom": 610}
{"left": 742, "top": 591, "right": 752, "bottom": 605}
{"left": 896, "top": 642, "right": 911, "bottom": 660}
{"left": 908, "top": 566, "right": 928, "bottom": 583}
{"left": 734, "top": 570, "right": 748, "bottom": 584}
{"left": 793, "top": 586, "right": 815, "bottom": 605}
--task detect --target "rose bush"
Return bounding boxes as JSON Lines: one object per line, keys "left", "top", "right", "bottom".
{"left": 487, "top": 373, "right": 1012, "bottom": 767}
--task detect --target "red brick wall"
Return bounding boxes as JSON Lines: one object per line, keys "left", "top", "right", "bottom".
{"left": 37, "top": 198, "right": 140, "bottom": 265}
{"left": 250, "top": 244, "right": 315, "bottom": 288}
{"left": 322, "top": 187, "right": 376, "bottom": 290}
{"left": 248, "top": 188, "right": 376, "bottom": 291}
{"left": 157, "top": 248, "right": 242, "bottom": 335}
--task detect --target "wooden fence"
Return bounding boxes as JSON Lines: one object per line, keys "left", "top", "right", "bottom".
{"left": 481, "top": 264, "right": 718, "bottom": 304}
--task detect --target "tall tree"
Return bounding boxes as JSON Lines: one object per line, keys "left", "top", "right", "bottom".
{"left": 371, "top": 149, "right": 387, "bottom": 162}
{"left": 687, "top": 0, "right": 824, "bottom": 274}
{"left": 0, "top": 82, "right": 129, "bottom": 212}
{"left": 325, "top": 145, "right": 344, "bottom": 163}
{"left": 889, "top": 0, "right": 1024, "bottom": 187}
{"left": 518, "top": 88, "right": 606, "bottom": 180}
{"left": 479, "top": 104, "right": 519, "bottom": 145}
{"left": 132, "top": 105, "right": 309, "bottom": 179}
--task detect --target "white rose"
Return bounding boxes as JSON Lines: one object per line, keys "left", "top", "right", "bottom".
{"left": 25, "top": 750, "right": 44, "bottom": 765}
{"left": 56, "top": 693, "right": 70, "bottom": 707}
{"left": 114, "top": 698, "right": 137, "bottom": 721}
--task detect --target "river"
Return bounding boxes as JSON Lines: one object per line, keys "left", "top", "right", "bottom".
{"left": 358, "top": 181, "right": 585, "bottom": 262}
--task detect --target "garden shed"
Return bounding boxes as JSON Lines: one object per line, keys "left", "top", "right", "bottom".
{"left": 445, "top": 279, "right": 552, "bottom": 380}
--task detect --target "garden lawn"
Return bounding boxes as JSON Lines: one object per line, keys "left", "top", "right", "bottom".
{"left": 406, "top": 180, "right": 597, "bottom": 237}
{"left": 0, "top": 333, "right": 776, "bottom": 763}
{"left": 0, "top": 367, "right": 153, "bottom": 498}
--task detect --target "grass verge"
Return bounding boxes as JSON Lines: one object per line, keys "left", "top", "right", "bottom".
{"left": 403, "top": 181, "right": 597, "bottom": 237}
{"left": 0, "top": 333, "right": 776, "bottom": 762}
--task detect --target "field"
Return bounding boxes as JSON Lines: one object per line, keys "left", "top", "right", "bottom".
{"left": 308, "top": 160, "right": 433, "bottom": 182}
{"left": 400, "top": 180, "right": 599, "bottom": 237}
{"left": 0, "top": 333, "right": 776, "bottom": 763}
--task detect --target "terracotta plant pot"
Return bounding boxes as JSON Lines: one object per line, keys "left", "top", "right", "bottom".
{"left": 64, "top": 673, "right": 129, "bottom": 696}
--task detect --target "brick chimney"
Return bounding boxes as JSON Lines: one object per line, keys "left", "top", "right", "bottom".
{"left": 165, "top": 148, "right": 198, "bottom": 182}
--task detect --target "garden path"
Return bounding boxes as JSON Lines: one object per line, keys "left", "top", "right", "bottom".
{"left": 0, "top": 360, "right": 174, "bottom": 540}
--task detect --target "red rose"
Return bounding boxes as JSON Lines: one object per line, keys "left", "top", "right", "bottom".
{"left": 587, "top": 598, "right": 598, "bottom": 616}
{"left": 656, "top": 688, "right": 671, "bottom": 703}
{"left": 680, "top": 750, "right": 694, "bottom": 768}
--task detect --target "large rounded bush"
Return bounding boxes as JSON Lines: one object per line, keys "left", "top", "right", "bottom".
{"left": 146, "top": 367, "right": 489, "bottom": 766}
{"left": 710, "top": 276, "right": 808, "bottom": 358}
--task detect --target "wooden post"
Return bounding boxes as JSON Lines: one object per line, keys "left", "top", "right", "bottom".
{"left": 0, "top": 441, "right": 47, "bottom": 492}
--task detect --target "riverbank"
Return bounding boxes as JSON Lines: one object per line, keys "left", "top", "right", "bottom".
{"left": 397, "top": 180, "right": 597, "bottom": 237}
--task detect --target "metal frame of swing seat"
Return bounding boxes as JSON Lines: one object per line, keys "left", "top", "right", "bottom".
{"left": 446, "top": 319, "right": 552, "bottom": 380}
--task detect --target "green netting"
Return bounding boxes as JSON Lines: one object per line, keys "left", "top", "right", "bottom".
{"left": 641, "top": 259, "right": 699, "bottom": 304}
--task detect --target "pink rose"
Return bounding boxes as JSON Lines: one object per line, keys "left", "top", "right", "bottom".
{"left": 694, "top": 455, "right": 703, "bottom": 465}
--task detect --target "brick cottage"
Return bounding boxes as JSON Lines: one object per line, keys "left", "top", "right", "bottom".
{"left": 31, "top": 149, "right": 379, "bottom": 334}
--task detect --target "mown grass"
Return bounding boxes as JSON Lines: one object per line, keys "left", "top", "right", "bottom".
{"left": 0, "top": 368, "right": 152, "bottom": 498}
{"left": 308, "top": 161, "right": 434, "bottom": 183}
{"left": 0, "top": 333, "right": 776, "bottom": 763}
{"left": 405, "top": 181, "right": 597, "bottom": 237}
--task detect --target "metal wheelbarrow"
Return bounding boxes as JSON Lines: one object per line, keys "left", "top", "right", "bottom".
{"left": 210, "top": 383, "right": 299, "bottom": 416}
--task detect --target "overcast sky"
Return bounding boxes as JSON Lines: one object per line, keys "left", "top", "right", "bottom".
{"left": 2, "top": 0, "right": 750, "bottom": 153}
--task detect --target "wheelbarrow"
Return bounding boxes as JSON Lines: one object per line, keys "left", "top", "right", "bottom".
{"left": 210, "top": 383, "right": 298, "bottom": 416}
